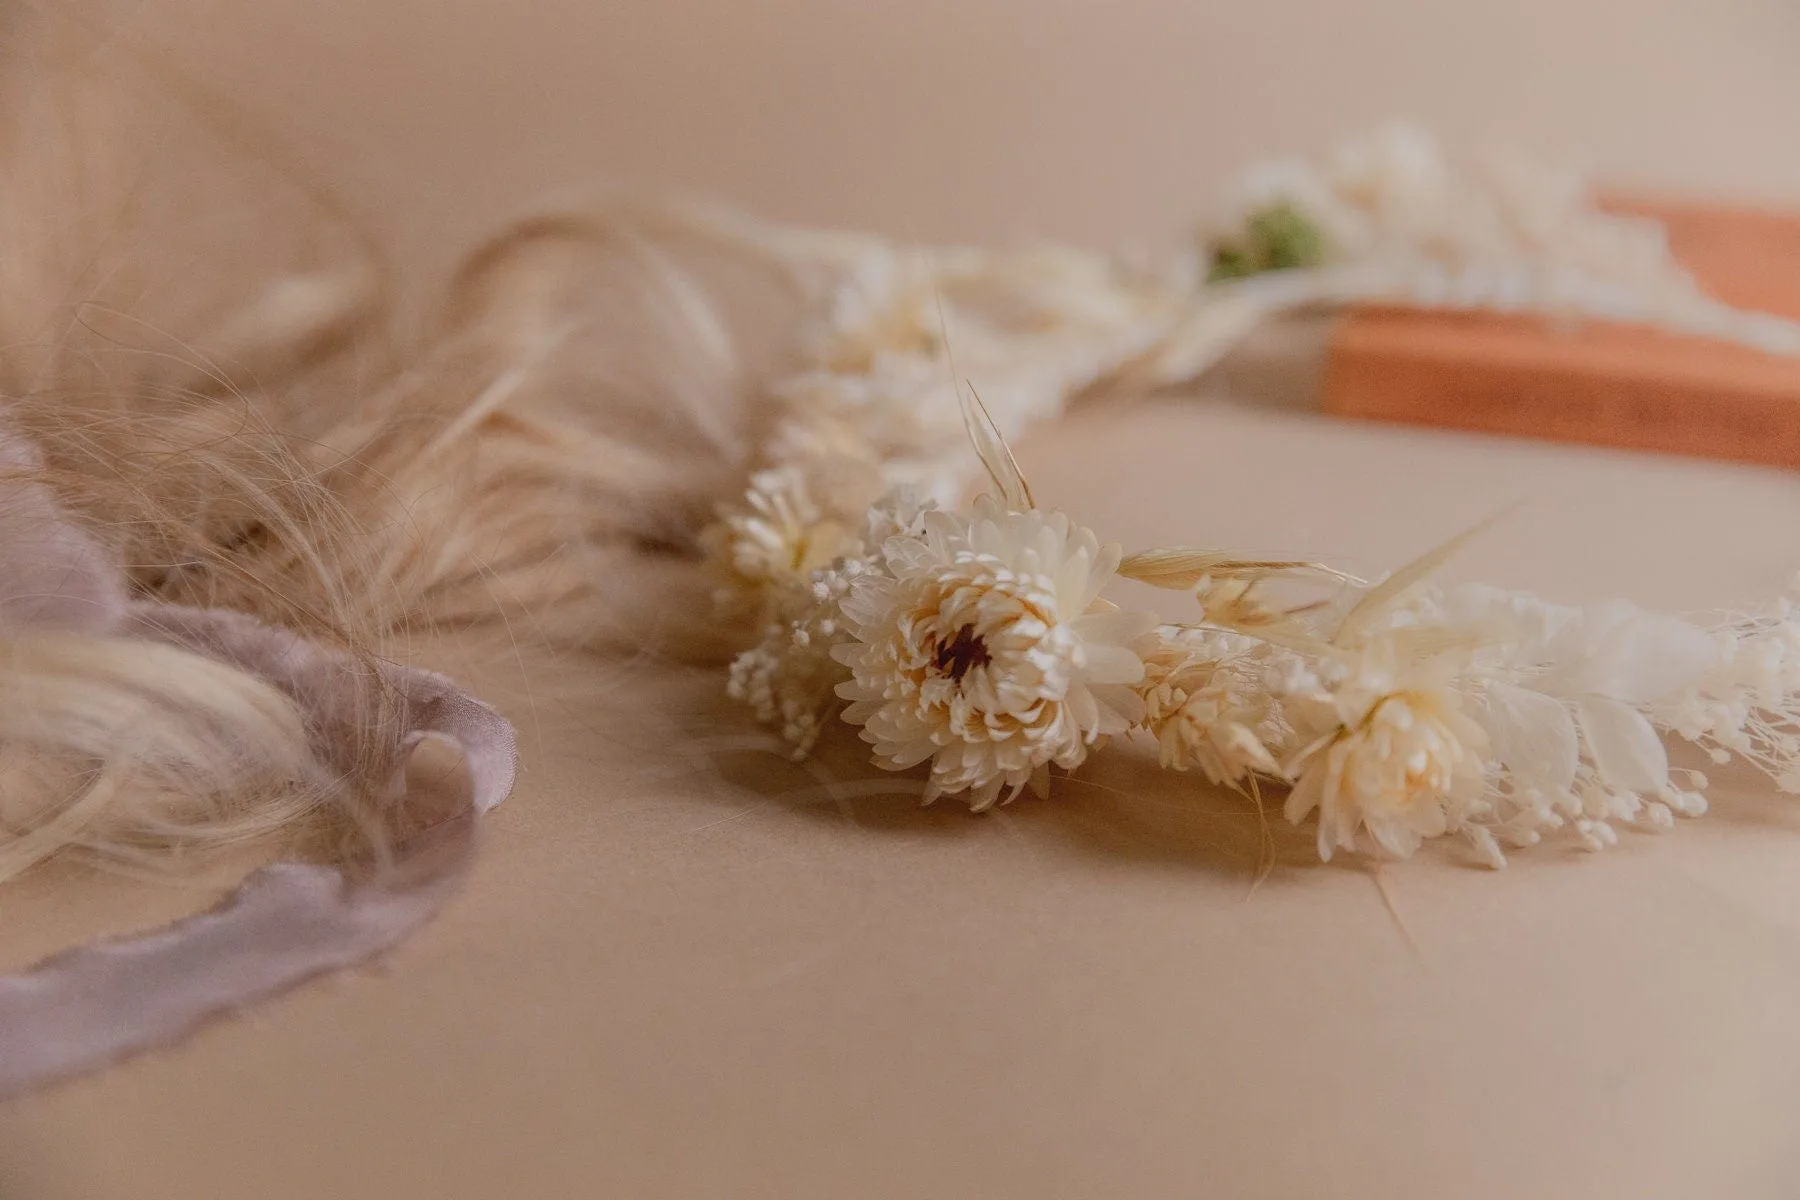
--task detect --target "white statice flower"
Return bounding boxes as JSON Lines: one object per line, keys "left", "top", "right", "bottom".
{"left": 1283, "top": 639, "right": 1490, "bottom": 862}
{"left": 1138, "top": 628, "right": 1286, "bottom": 786}
{"left": 831, "top": 496, "right": 1156, "bottom": 809}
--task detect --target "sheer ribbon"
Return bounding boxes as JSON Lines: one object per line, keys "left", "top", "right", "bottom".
{"left": 0, "top": 427, "right": 517, "bottom": 1098}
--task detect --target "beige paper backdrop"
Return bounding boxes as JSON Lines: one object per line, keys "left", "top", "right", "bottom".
{"left": 86, "top": 0, "right": 1800, "bottom": 283}
{"left": 6, "top": 3, "right": 1800, "bottom": 1198}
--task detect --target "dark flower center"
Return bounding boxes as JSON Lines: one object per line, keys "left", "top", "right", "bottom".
{"left": 934, "top": 624, "right": 992, "bottom": 682}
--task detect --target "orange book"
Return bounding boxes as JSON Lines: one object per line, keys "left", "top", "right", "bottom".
{"left": 1321, "top": 202, "right": 1800, "bottom": 467}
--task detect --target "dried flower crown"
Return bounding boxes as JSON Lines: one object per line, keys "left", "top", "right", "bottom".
{"left": 706, "top": 125, "right": 1800, "bottom": 868}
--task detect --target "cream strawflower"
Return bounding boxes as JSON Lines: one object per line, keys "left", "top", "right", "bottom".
{"left": 1284, "top": 644, "right": 1491, "bottom": 861}
{"left": 703, "top": 466, "right": 862, "bottom": 604}
{"left": 1139, "top": 628, "right": 1285, "bottom": 786}
{"left": 832, "top": 496, "right": 1155, "bottom": 809}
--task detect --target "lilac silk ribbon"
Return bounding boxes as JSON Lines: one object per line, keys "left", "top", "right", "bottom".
{"left": 0, "top": 430, "right": 518, "bottom": 1099}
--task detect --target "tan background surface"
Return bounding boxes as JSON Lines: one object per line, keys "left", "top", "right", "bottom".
{"left": 80, "top": 0, "right": 1800, "bottom": 278}
{"left": 6, "top": 3, "right": 1800, "bottom": 1197}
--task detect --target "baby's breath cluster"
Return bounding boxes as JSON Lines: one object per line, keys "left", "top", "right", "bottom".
{"left": 725, "top": 490, "right": 930, "bottom": 759}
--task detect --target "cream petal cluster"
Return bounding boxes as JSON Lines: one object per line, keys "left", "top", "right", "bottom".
{"left": 703, "top": 466, "right": 861, "bottom": 606}
{"left": 1139, "top": 629, "right": 1285, "bottom": 786}
{"left": 1285, "top": 682, "right": 1490, "bottom": 862}
{"left": 832, "top": 497, "right": 1154, "bottom": 809}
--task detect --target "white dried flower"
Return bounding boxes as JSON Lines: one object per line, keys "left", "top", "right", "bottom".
{"left": 1139, "top": 628, "right": 1285, "bottom": 786}
{"left": 832, "top": 496, "right": 1156, "bottom": 809}
{"left": 704, "top": 466, "right": 863, "bottom": 602}
{"left": 1283, "top": 642, "right": 1490, "bottom": 861}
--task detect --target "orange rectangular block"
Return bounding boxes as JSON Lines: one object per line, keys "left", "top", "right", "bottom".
{"left": 1321, "top": 202, "right": 1800, "bottom": 467}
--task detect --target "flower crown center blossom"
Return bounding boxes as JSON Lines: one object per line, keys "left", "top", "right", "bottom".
{"left": 829, "top": 498, "right": 1151, "bottom": 809}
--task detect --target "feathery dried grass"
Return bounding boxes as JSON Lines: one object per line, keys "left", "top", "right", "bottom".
{"left": 0, "top": 14, "right": 766, "bottom": 879}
